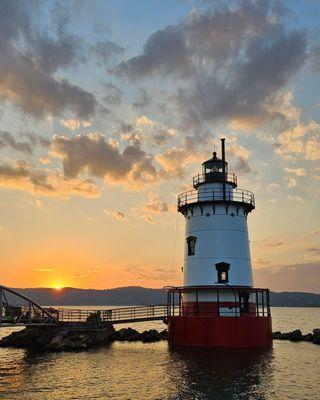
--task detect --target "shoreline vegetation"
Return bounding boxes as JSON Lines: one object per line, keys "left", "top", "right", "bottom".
{"left": 6, "top": 287, "right": 320, "bottom": 307}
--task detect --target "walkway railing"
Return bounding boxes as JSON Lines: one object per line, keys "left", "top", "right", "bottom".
{"left": 56, "top": 305, "right": 169, "bottom": 325}
{"left": 178, "top": 187, "right": 255, "bottom": 210}
{"left": 166, "top": 286, "right": 271, "bottom": 318}
{"left": 193, "top": 172, "right": 237, "bottom": 188}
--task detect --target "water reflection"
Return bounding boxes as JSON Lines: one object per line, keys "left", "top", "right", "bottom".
{"left": 166, "top": 346, "right": 274, "bottom": 400}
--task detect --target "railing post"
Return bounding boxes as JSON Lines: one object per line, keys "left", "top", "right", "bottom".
{"left": 28, "top": 302, "right": 32, "bottom": 324}
{"left": 172, "top": 292, "right": 175, "bottom": 316}
{"left": 255, "top": 290, "right": 259, "bottom": 316}
{"left": 0, "top": 287, "right": 3, "bottom": 324}
{"left": 266, "top": 290, "right": 271, "bottom": 316}
{"left": 195, "top": 289, "right": 199, "bottom": 316}
{"left": 217, "top": 288, "right": 220, "bottom": 316}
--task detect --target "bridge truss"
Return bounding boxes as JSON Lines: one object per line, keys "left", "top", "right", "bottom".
{"left": 0, "top": 285, "right": 58, "bottom": 327}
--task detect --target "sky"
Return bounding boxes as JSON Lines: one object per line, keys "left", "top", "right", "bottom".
{"left": 0, "top": 0, "right": 319, "bottom": 292}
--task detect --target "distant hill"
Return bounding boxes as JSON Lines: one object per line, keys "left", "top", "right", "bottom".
{"left": 8, "top": 286, "right": 320, "bottom": 307}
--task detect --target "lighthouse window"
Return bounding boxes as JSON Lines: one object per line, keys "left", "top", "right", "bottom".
{"left": 215, "top": 262, "right": 230, "bottom": 283}
{"left": 187, "top": 236, "right": 197, "bottom": 256}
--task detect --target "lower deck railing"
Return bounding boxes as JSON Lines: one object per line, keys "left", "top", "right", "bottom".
{"left": 0, "top": 286, "right": 271, "bottom": 327}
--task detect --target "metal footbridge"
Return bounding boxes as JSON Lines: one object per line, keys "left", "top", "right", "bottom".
{"left": 0, "top": 285, "right": 168, "bottom": 327}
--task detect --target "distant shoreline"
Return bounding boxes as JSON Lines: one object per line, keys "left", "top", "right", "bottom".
{"left": 5, "top": 286, "right": 320, "bottom": 308}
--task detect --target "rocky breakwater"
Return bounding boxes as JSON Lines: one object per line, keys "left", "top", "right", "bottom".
{"left": 272, "top": 328, "right": 320, "bottom": 345}
{"left": 0, "top": 325, "right": 167, "bottom": 352}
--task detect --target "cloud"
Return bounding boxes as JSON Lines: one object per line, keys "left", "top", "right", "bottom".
{"left": 34, "top": 267, "right": 54, "bottom": 273}
{"left": 141, "top": 192, "right": 169, "bottom": 214}
{"left": 52, "top": 133, "right": 158, "bottom": 188}
{"left": 276, "top": 121, "right": 320, "bottom": 161}
{"left": 267, "top": 182, "right": 280, "bottom": 192}
{"left": 287, "top": 194, "right": 303, "bottom": 204}
{"left": 132, "top": 88, "right": 152, "bottom": 108}
{"left": 91, "top": 40, "right": 124, "bottom": 65}
{"left": 103, "top": 209, "right": 126, "bottom": 221}
{"left": 0, "top": 0, "right": 98, "bottom": 119}
{"left": 114, "top": 25, "right": 193, "bottom": 80}
{"left": 114, "top": 2, "right": 308, "bottom": 130}
{"left": 286, "top": 176, "right": 297, "bottom": 188}
{"left": 125, "top": 265, "right": 179, "bottom": 283}
{"left": 143, "top": 215, "right": 155, "bottom": 224}
{"left": 0, "top": 160, "right": 100, "bottom": 198}
{"left": 254, "top": 262, "right": 320, "bottom": 292}
{"left": 102, "top": 83, "right": 123, "bottom": 105}
{"left": 60, "top": 119, "right": 92, "bottom": 131}
{"left": 0, "top": 130, "right": 33, "bottom": 154}
{"left": 285, "top": 167, "right": 307, "bottom": 176}
{"left": 264, "top": 240, "right": 283, "bottom": 247}
{"left": 306, "top": 248, "right": 320, "bottom": 256}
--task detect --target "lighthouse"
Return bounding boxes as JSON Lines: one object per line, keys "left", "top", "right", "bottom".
{"left": 166, "top": 139, "right": 272, "bottom": 348}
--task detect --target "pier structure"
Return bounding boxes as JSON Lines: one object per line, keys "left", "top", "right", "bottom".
{"left": 166, "top": 139, "right": 272, "bottom": 348}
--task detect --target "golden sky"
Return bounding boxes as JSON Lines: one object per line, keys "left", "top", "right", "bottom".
{"left": 0, "top": 0, "right": 319, "bottom": 292}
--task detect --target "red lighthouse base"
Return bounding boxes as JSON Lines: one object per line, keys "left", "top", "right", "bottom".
{"left": 168, "top": 315, "right": 272, "bottom": 348}
{"left": 166, "top": 286, "right": 273, "bottom": 348}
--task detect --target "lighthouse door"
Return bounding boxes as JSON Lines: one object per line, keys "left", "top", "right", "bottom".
{"left": 239, "top": 291, "right": 250, "bottom": 314}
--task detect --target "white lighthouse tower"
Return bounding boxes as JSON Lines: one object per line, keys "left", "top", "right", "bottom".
{"left": 166, "top": 139, "right": 272, "bottom": 348}
{"left": 182, "top": 138, "right": 253, "bottom": 289}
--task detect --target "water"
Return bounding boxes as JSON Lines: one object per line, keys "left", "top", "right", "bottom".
{"left": 0, "top": 307, "right": 319, "bottom": 400}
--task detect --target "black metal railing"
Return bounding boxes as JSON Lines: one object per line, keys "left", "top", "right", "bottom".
{"left": 193, "top": 172, "right": 237, "bottom": 188}
{"left": 166, "top": 286, "right": 270, "bottom": 318}
{"left": 178, "top": 187, "right": 255, "bottom": 210}
{"left": 55, "top": 305, "right": 169, "bottom": 325}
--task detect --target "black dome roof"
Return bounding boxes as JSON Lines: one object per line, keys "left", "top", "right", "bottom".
{"left": 202, "top": 151, "right": 228, "bottom": 165}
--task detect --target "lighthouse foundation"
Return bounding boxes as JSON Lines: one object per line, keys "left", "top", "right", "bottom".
{"left": 166, "top": 286, "right": 272, "bottom": 348}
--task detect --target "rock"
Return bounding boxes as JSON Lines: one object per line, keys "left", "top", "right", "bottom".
{"left": 113, "top": 328, "right": 167, "bottom": 342}
{"left": 0, "top": 323, "right": 115, "bottom": 352}
{"left": 272, "top": 330, "right": 302, "bottom": 341}
{"left": 288, "top": 330, "right": 302, "bottom": 342}
{"left": 140, "top": 329, "right": 162, "bottom": 343}
{"left": 301, "top": 333, "right": 313, "bottom": 342}
{"left": 312, "top": 329, "right": 320, "bottom": 344}
{"left": 160, "top": 329, "right": 167, "bottom": 339}
{"left": 115, "top": 328, "right": 140, "bottom": 341}
{"left": 272, "top": 331, "right": 282, "bottom": 339}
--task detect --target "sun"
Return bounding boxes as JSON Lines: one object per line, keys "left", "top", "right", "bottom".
{"left": 51, "top": 284, "right": 63, "bottom": 291}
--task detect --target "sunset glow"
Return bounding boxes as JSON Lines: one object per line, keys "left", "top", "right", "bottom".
{"left": 0, "top": 1, "right": 319, "bottom": 293}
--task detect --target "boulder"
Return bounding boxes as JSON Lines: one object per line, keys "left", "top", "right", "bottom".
{"left": 272, "top": 330, "right": 302, "bottom": 341}
{"left": 272, "top": 331, "right": 282, "bottom": 339}
{"left": 160, "top": 329, "right": 167, "bottom": 339}
{"left": 288, "top": 330, "right": 302, "bottom": 342}
{"left": 115, "top": 328, "right": 140, "bottom": 341}
{"left": 0, "top": 323, "right": 115, "bottom": 352}
{"left": 140, "top": 329, "right": 162, "bottom": 343}
{"left": 301, "top": 333, "right": 313, "bottom": 342}
{"left": 312, "top": 329, "right": 320, "bottom": 344}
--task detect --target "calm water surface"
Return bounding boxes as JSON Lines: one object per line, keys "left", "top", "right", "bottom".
{"left": 0, "top": 307, "right": 319, "bottom": 400}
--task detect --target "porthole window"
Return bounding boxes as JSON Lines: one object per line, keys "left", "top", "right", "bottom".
{"left": 206, "top": 213, "right": 210, "bottom": 217}
{"left": 230, "top": 213, "right": 235, "bottom": 217}
{"left": 186, "top": 236, "right": 197, "bottom": 256}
